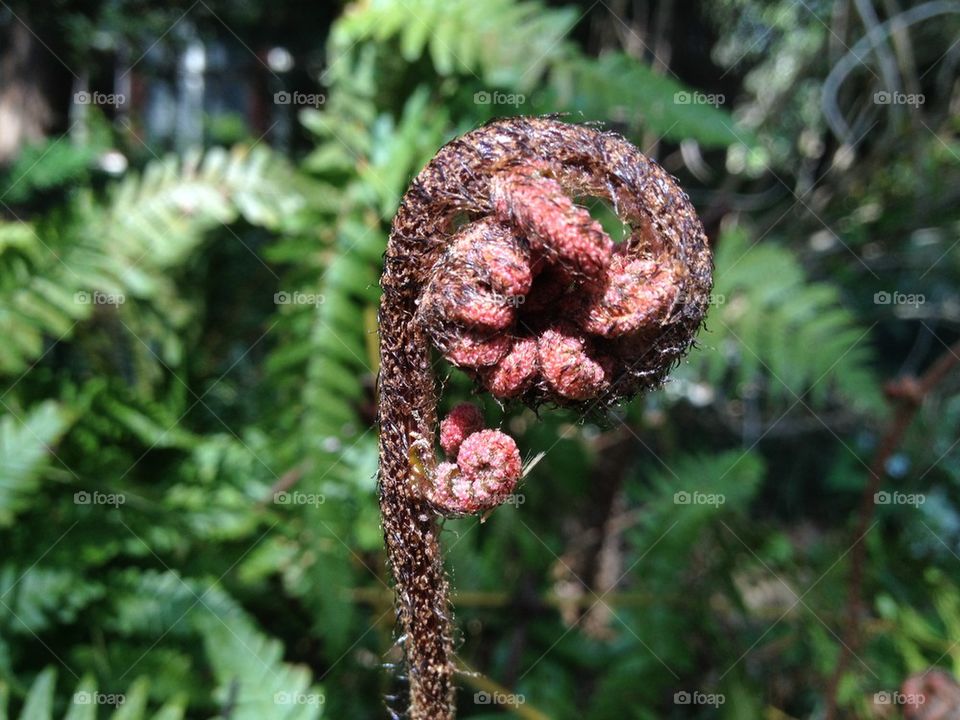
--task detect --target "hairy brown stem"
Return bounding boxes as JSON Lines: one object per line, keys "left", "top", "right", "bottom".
{"left": 377, "top": 117, "right": 711, "bottom": 718}
{"left": 824, "top": 338, "right": 960, "bottom": 720}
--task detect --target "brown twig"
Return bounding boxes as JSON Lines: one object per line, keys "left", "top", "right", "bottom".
{"left": 824, "top": 338, "right": 960, "bottom": 719}
{"left": 456, "top": 659, "right": 551, "bottom": 720}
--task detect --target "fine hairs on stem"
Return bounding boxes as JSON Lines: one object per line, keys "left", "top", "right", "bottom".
{"left": 377, "top": 116, "right": 713, "bottom": 719}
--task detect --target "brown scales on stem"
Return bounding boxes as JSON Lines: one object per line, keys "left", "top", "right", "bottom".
{"left": 377, "top": 117, "right": 712, "bottom": 718}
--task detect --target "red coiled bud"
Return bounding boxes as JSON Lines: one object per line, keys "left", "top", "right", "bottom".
{"left": 425, "top": 414, "right": 522, "bottom": 515}
{"left": 439, "top": 403, "right": 485, "bottom": 456}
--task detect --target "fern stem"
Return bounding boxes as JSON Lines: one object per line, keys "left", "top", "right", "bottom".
{"left": 377, "top": 117, "right": 711, "bottom": 718}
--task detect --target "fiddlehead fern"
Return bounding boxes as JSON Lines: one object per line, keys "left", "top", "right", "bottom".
{"left": 377, "top": 116, "right": 712, "bottom": 719}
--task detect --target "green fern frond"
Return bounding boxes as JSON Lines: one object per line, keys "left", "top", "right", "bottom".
{"left": 330, "top": 0, "right": 578, "bottom": 90}
{"left": 877, "top": 569, "right": 960, "bottom": 677}
{"left": 203, "top": 620, "right": 324, "bottom": 720}
{"left": 325, "top": 0, "right": 746, "bottom": 146}
{"left": 551, "top": 53, "right": 746, "bottom": 147}
{"left": 0, "top": 220, "right": 100, "bottom": 375}
{"left": 0, "top": 565, "right": 103, "bottom": 636}
{"left": 690, "top": 228, "right": 882, "bottom": 412}
{"left": 99, "top": 145, "right": 308, "bottom": 272}
{"left": 0, "top": 138, "right": 100, "bottom": 205}
{"left": 0, "top": 670, "right": 184, "bottom": 720}
{"left": 0, "top": 145, "right": 309, "bottom": 377}
{"left": 106, "top": 570, "right": 324, "bottom": 718}
{"left": 0, "top": 402, "right": 74, "bottom": 526}
{"left": 629, "top": 450, "right": 765, "bottom": 554}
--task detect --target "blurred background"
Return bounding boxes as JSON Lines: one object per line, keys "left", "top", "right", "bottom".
{"left": 1, "top": 0, "right": 959, "bottom": 718}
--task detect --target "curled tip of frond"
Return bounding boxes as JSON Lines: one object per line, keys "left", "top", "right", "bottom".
{"left": 401, "top": 117, "right": 712, "bottom": 411}
{"left": 439, "top": 403, "right": 485, "bottom": 456}
{"left": 426, "top": 418, "right": 522, "bottom": 516}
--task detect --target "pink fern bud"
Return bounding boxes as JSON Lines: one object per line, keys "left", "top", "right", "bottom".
{"left": 444, "top": 331, "right": 513, "bottom": 368}
{"left": 419, "top": 267, "right": 516, "bottom": 333}
{"left": 445, "top": 282, "right": 516, "bottom": 330}
{"left": 576, "top": 253, "right": 680, "bottom": 337}
{"left": 454, "top": 429, "right": 522, "bottom": 513}
{"left": 465, "top": 222, "right": 533, "bottom": 298}
{"left": 418, "top": 221, "right": 527, "bottom": 335}
{"left": 538, "top": 324, "right": 611, "bottom": 400}
{"left": 483, "top": 336, "right": 539, "bottom": 398}
{"left": 440, "top": 403, "right": 485, "bottom": 457}
{"left": 491, "top": 168, "right": 613, "bottom": 279}
{"left": 425, "top": 431, "right": 522, "bottom": 516}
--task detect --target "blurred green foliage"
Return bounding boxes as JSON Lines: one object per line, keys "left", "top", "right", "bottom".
{"left": 1, "top": 0, "right": 959, "bottom": 718}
